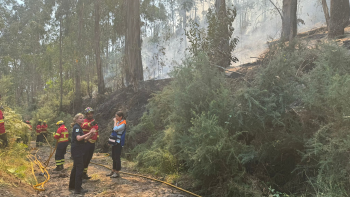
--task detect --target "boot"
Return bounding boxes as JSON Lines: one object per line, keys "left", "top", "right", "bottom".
{"left": 54, "top": 165, "right": 63, "bottom": 171}
{"left": 110, "top": 172, "right": 120, "bottom": 178}
{"left": 82, "top": 173, "right": 91, "bottom": 180}
{"left": 74, "top": 188, "right": 88, "bottom": 194}
{"left": 106, "top": 171, "right": 114, "bottom": 176}
{"left": 53, "top": 166, "right": 60, "bottom": 171}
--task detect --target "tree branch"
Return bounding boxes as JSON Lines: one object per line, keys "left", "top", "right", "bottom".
{"left": 269, "top": 0, "right": 283, "bottom": 20}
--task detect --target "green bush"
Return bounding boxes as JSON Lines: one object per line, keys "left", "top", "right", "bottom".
{"left": 129, "top": 38, "right": 350, "bottom": 196}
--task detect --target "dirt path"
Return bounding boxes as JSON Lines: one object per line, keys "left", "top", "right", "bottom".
{"left": 29, "top": 142, "right": 189, "bottom": 197}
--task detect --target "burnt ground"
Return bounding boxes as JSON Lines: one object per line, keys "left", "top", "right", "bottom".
{"left": 2, "top": 141, "right": 188, "bottom": 197}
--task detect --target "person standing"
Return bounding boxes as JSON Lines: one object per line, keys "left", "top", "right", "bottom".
{"left": 36, "top": 119, "right": 42, "bottom": 147}
{"left": 0, "top": 94, "right": 7, "bottom": 148}
{"left": 41, "top": 120, "right": 48, "bottom": 141}
{"left": 69, "top": 113, "right": 94, "bottom": 194}
{"left": 106, "top": 111, "right": 126, "bottom": 178}
{"left": 26, "top": 121, "right": 32, "bottom": 131}
{"left": 81, "top": 107, "right": 98, "bottom": 179}
{"left": 54, "top": 120, "right": 69, "bottom": 171}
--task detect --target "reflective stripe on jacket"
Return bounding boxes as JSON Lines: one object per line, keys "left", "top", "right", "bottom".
{"left": 36, "top": 125, "right": 42, "bottom": 136}
{"left": 54, "top": 124, "right": 69, "bottom": 143}
{"left": 41, "top": 125, "right": 48, "bottom": 133}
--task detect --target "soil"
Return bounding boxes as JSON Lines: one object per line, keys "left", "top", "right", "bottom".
{"left": 1, "top": 141, "right": 189, "bottom": 197}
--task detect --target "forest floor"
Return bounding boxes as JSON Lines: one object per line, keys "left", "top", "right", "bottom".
{"left": 0, "top": 141, "right": 189, "bottom": 197}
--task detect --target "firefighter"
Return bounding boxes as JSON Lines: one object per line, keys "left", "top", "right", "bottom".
{"left": 41, "top": 120, "right": 48, "bottom": 142}
{"left": 81, "top": 107, "right": 98, "bottom": 179}
{"left": 26, "top": 121, "right": 32, "bottom": 131}
{"left": 69, "top": 113, "right": 94, "bottom": 194}
{"left": 0, "top": 94, "right": 7, "bottom": 148}
{"left": 36, "top": 119, "right": 42, "bottom": 147}
{"left": 54, "top": 120, "right": 69, "bottom": 171}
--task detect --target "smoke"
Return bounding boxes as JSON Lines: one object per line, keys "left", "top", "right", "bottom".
{"left": 104, "top": 0, "right": 329, "bottom": 84}
{"left": 231, "top": 0, "right": 326, "bottom": 66}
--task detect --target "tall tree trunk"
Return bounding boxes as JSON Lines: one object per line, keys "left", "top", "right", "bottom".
{"left": 95, "top": 0, "right": 105, "bottom": 94}
{"left": 59, "top": 17, "right": 63, "bottom": 111}
{"left": 328, "top": 0, "right": 350, "bottom": 38}
{"left": 321, "top": 0, "right": 330, "bottom": 28}
{"left": 215, "top": 0, "right": 230, "bottom": 68}
{"left": 281, "top": 0, "right": 297, "bottom": 41}
{"left": 183, "top": 10, "right": 187, "bottom": 49}
{"left": 74, "top": 0, "right": 84, "bottom": 113}
{"left": 125, "top": 0, "right": 143, "bottom": 88}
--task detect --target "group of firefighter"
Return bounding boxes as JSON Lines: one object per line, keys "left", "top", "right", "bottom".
{"left": 39, "top": 107, "right": 99, "bottom": 180}
{"left": 0, "top": 98, "right": 127, "bottom": 194}
{"left": 33, "top": 119, "right": 48, "bottom": 147}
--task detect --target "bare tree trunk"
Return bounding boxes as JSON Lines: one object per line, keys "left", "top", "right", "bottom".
{"left": 281, "top": 0, "right": 297, "bottom": 41}
{"left": 321, "top": 0, "right": 330, "bottom": 28}
{"left": 183, "top": 10, "right": 187, "bottom": 49}
{"left": 125, "top": 0, "right": 143, "bottom": 88}
{"left": 215, "top": 0, "right": 230, "bottom": 68}
{"left": 59, "top": 17, "right": 63, "bottom": 111}
{"left": 95, "top": 0, "right": 105, "bottom": 94}
{"left": 74, "top": 0, "right": 84, "bottom": 114}
{"left": 328, "top": 0, "right": 350, "bottom": 38}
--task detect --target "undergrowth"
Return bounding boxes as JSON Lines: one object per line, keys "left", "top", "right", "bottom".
{"left": 128, "top": 40, "right": 350, "bottom": 197}
{"left": 0, "top": 106, "right": 35, "bottom": 186}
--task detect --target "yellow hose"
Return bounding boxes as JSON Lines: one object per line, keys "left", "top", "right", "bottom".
{"left": 27, "top": 142, "right": 201, "bottom": 196}
{"left": 27, "top": 141, "right": 53, "bottom": 191}
{"left": 90, "top": 154, "right": 201, "bottom": 197}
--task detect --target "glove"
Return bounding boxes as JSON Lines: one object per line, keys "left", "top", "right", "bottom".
{"left": 90, "top": 120, "right": 97, "bottom": 126}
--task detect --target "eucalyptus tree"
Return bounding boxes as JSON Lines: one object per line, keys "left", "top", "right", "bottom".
{"left": 322, "top": 0, "right": 350, "bottom": 38}
{"left": 125, "top": 0, "right": 143, "bottom": 87}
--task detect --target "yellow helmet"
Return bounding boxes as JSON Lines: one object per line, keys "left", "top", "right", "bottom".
{"left": 56, "top": 120, "right": 64, "bottom": 126}
{"left": 43, "top": 120, "right": 47, "bottom": 123}
{"left": 38, "top": 119, "right": 42, "bottom": 122}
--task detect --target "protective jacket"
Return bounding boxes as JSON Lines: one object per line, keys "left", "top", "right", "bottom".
{"left": 81, "top": 119, "right": 99, "bottom": 143}
{"left": 0, "top": 110, "right": 5, "bottom": 134}
{"left": 54, "top": 124, "right": 69, "bottom": 143}
{"left": 71, "top": 123, "right": 86, "bottom": 157}
{"left": 112, "top": 120, "right": 126, "bottom": 146}
{"left": 36, "top": 125, "right": 42, "bottom": 136}
{"left": 41, "top": 124, "right": 48, "bottom": 133}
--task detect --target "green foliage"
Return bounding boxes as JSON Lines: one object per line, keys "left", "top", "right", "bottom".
{"left": 130, "top": 40, "right": 350, "bottom": 196}
{"left": 3, "top": 106, "right": 32, "bottom": 145}
{"left": 0, "top": 107, "right": 33, "bottom": 184}
{"left": 129, "top": 52, "right": 254, "bottom": 196}
{"left": 297, "top": 44, "right": 350, "bottom": 196}
{"left": 0, "top": 143, "right": 33, "bottom": 183}
{"left": 186, "top": 6, "right": 239, "bottom": 68}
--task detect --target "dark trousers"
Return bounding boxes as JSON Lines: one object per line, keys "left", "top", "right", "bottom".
{"left": 42, "top": 133, "right": 47, "bottom": 141}
{"left": 36, "top": 134, "right": 43, "bottom": 147}
{"left": 55, "top": 141, "right": 68, "bottom": 166}
{"left": 112, "top": 144, "right": 122, "bottom": 171}
{"left": 83, "top": 142, "right": 95, "bottom": 174}
{"left": 0, "top": 133, "right": 8, "bottom": 148}
{"left": 69, "top": 155, "right": 84, "bottom": 192}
